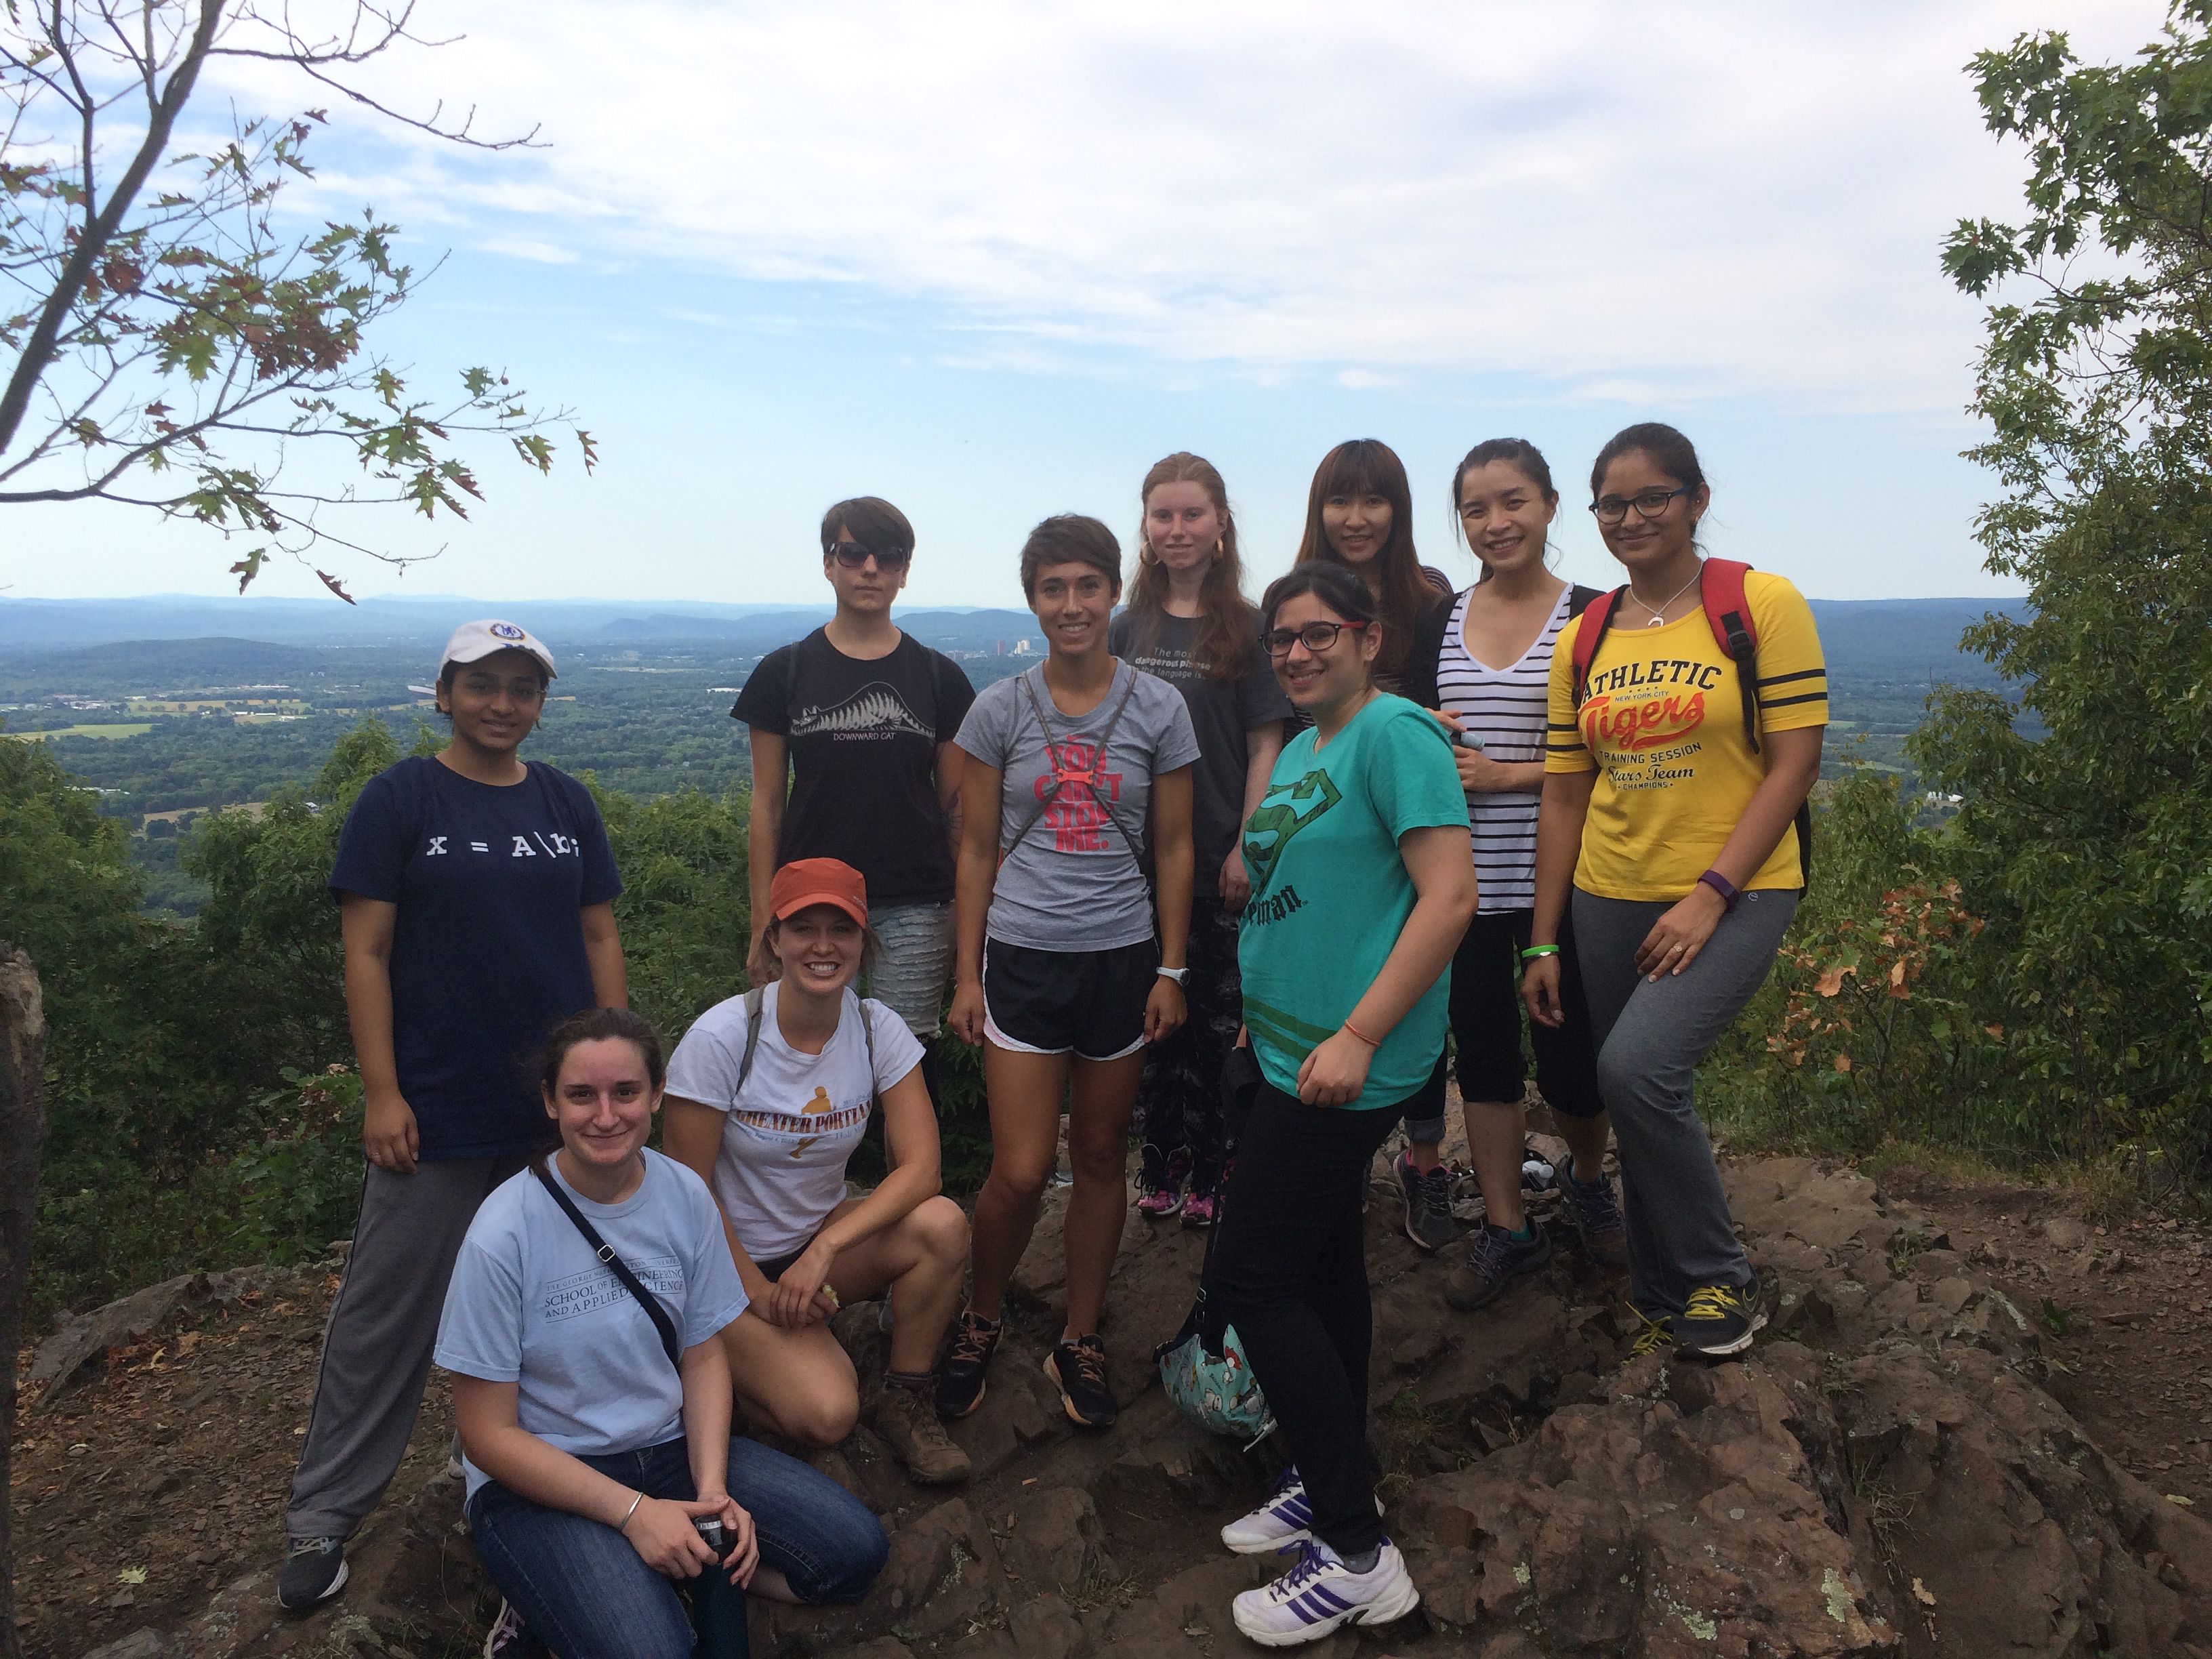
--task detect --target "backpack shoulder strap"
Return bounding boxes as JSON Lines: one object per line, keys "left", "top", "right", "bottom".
{"left": 735, "top": 984, "right": 768, "bottom": 1093}
{"left": 1697, "top": 558, "right": 1761, "bottom": 754}
{"left": 1002, "top": 665, "right": 1145, "bottom": 865}
{"left": 1695, "top": 559, "right": 1814, "bottom": 882}
{"left": 531, "top": 1160, "right": 682, "bottom": 1372}
{"left": 1570, "top": 585, "right": 1627, "bottom": 708}
{"left": 1566, "top": 583, "right": 1603, "bottom": 618}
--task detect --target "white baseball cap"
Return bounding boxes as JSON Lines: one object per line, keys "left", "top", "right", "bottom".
{"left": 440, "top": 619, "right": 557, "bottom": 680}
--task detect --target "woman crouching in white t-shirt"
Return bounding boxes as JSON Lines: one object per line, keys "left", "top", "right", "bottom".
{"left": 663, "top": 857, "right": 974, "bottom": 1486}
{"left": 436, "top": 1007, "right": 887, "bottom": 1658}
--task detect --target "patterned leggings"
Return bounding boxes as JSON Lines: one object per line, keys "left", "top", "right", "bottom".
{"left": 1136, "top": 897, "right": 1244, "bottom": 1191}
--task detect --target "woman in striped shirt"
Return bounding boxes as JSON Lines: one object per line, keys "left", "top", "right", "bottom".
{"left": 1407, "top": 438, "right": 1624, "bottom": 1312}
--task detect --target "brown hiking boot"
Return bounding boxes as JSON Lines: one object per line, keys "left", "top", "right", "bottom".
{"left": 872, "top": 1382, "right": 973, "bottom": 1485}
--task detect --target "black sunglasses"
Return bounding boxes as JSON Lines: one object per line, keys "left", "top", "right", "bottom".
{"left": 829, "top": 543, "right": 912, "bottom": 570}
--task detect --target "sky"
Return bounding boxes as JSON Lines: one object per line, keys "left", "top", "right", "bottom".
{"left": 1, "top": 1, "right": 2176, "bottom": 607}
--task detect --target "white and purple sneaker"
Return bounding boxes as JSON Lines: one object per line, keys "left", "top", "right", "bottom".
{"left": 1231, "top": 1538, "right": 1421, "bottom": 1646}
{"left": 1221, "top": 1467, "right": 1382, "bottom": 1555}
{"left": 1222, "top": 1465, "right": 1316, "bottom": 1553}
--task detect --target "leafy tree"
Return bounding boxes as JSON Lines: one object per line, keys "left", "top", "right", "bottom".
{"left": 1919, "top": 5, "right": 2212, "bottom": 1178}
{"left": 1, "top": 0, "right": 591, "bottom": 588}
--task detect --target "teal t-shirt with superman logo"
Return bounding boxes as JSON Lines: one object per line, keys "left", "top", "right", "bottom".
{"left": 1238, "top": 693, "right": 1468, "bottom": 1110}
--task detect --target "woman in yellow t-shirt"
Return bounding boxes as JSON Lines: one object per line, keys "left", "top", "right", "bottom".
{"left": 1523, "top": 422, "right": 1825, "bottom": 1362}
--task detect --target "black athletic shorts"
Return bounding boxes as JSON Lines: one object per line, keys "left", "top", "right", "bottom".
{"left": 982, "top": 937, "right": 1155, "bottom": 1062}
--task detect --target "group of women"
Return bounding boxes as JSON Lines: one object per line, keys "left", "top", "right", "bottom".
{"left": 273, "top": 419, "right": 1826, "bottom": 1655}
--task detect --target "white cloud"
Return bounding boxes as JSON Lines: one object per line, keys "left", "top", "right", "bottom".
{"left": 205, "top": 0, "right": 2166, "bottom": 416}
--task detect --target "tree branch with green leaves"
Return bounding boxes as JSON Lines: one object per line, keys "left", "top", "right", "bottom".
{"left": 1, "top": 0, "right": 591, "bottom": 597}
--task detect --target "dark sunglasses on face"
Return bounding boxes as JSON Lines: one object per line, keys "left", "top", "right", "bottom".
{"left": 1263, "top": 619, "right": 1370, "bottom": 657}
{"left": 829, "top": 543, "right": 912, "bottom": 570}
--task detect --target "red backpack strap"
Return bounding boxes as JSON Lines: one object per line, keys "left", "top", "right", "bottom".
{"left": 1698, "top": 558, "right": 1761, "bottom": 754}
{"left": 1570, "top": 585, "right": 1628, "bottom": 710}
{"left": 1698, "top": 558, "right": 1814, "bottom": 883}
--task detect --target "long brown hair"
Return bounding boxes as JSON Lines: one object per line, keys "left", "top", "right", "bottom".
{"left": 1124, "top": 451, "right": 1257, "bottom": 684}
{"left": 1294, "top": 438, "right": 1435, "bottom": 680}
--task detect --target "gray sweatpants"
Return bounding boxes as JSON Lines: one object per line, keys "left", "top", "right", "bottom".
{"left": 1572, "top": 886, "right": 1797, "bottom": 1320}
{"left": 285, "top": 1155, "right": 525, "bottom": 1540}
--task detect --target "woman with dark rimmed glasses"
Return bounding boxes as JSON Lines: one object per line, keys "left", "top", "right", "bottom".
{"left": 1528, "top": 422, "right": 1826, "bottom": 1362}
{"left": 735, "top": 498, "right": 978, "bottom": 1105}
{"left": 1207, "top": 560, "right": 1476, "bottom": 1647}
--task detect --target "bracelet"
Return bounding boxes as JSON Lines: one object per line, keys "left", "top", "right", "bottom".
{"left": 617, "top": 1489, "right": 644, "bottom": 1534}
{"left": 1519, "top": 944, "right": 1559, "bottom": 962}
{"left": 1341, "top": 1018, "right": 1382, "bottom": 1048}
{"left": 1697, "top": 869, "right": 1743, "bottom": 912}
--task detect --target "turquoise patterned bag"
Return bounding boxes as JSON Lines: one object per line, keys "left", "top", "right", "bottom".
{"left": 1154, "top": 1290, "right": 1274, "bottom": 1446}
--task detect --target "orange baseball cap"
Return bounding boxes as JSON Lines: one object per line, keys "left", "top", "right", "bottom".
{"left": 769, "top": 858, "right": 869, "bottom": 928}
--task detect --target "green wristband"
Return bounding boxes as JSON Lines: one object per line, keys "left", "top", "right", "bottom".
{"left": 1519, "top": 944, "right": 1560, "bottom": 962}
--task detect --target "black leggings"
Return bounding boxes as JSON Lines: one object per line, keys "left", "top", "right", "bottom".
{"left": 1206, "top": 1081, "right": 1404, "bottom": 1557}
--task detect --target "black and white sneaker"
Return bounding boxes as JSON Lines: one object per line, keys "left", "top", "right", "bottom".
{"left": 1231, "top": 1538, "right": 1420, "bottom": 1646}
{"left": 276, "top": 1534, "right": 348, "bottom": 1612}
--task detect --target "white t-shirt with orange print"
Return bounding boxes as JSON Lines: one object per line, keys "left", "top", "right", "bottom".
{"left": 1544, "top": 569, "right": 1828, "bottom": 901}
{"left": 664, "top": 982, "right": 923, "bottom": 1262}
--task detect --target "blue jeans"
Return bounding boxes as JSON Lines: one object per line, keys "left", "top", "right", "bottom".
{"left": 467, "top": 1436, "right": 887, "bottom": 1659}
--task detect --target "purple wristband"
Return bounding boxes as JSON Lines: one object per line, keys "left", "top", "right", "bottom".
{"left": 1697, "top": 869, "right": 1742, "bottom": 911}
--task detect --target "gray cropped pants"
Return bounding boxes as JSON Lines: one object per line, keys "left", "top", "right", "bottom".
{"left": 1572, "top": 886, "right": 1797, "bottom": 1320}
{"left": 285, "top": 1154, "right": 525, "bottom": 1540}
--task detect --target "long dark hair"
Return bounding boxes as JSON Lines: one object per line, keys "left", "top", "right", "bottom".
{"left": 1450, "top": 438, "right": 1557, "bottom": 582}
{"left": 1294, "top": 438, "right": 1431, "bottom": 679}
{"left": 1259, "top": 563, "right": 1382, "bottom": 693}
{"left": 1124, "top": 451, "right": 1258, "bottom": 684}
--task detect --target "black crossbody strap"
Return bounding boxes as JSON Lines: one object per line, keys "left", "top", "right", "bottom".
{"left": 1001, "top": 665, "right": 1145, "bottom": 869}
{"left": 531, "top": 1160, "right": 682, "bottom": 1372}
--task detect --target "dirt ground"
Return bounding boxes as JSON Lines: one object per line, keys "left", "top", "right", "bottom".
{"left": 9, "top": 1162, "right": 2211, "bottom": 1658}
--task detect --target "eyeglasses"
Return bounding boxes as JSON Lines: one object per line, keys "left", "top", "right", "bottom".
{"left": 829, "top": 543, "right": 912, "bottom": 570}
{"left": 1589, "top": 486, "right": 1693, "bottom": 526}
{"left": 1263, "top": 619, "right": 1370, "bottom": 657}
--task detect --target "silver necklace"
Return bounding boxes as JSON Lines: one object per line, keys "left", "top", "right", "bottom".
{"left": 1625, "top": 562, "right": 1702, "bottom": 626}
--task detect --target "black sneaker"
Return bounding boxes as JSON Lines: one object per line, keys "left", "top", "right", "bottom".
{"left": 1394, "top": 1151, "right": 1458, "bottom": 1252}
{"left": 276, "top": 1534, "right": 348, "bottom": 1612}
{"left": 1443, "top": 1221, "right": 1553, "bottom": 1310}
{"left": 1044, "top": 1334, "right": 1118, "bottom": 1429}
{"left": 1676, "top": 1281, "right": 1766, "bottom": 1358}
{"left": 935, "top": 1307, "right": 1002, "bottom": 1420}
{"left": 1558, "top": 1162, "right": 1629, "bottom": 1267}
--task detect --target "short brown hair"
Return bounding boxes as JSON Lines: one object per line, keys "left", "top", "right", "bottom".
{"left": 820, "top": 496, "right": 916, "bottom": 560}
{"left": 1019, "top": 514, "right": 1122, "bottom": 599}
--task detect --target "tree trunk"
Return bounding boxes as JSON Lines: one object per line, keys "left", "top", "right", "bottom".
{"left": 0, "top": 947, "right": 49, "bottom": 1659}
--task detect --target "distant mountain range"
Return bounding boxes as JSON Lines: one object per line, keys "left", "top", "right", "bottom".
{"left": 0, "top": 594, "right": 2026, "bottom": 687}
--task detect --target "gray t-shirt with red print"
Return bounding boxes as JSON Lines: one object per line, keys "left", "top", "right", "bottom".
{"left": 954, "top": 661, "right": 1200, "bottom": 953}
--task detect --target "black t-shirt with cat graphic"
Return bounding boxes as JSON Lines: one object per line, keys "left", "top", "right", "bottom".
{"left": 733, "top": 628, "right": 977, "bottom": 906}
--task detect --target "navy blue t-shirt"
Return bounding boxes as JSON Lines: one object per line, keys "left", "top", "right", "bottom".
{"left": 328, "top": 757, "right": 622, "bottom": 1160}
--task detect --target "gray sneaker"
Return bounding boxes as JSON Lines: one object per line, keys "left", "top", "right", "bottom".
{"left": 1394, "top": 1151, "right": 1458, "bottom": 1253}
{"left": 276, "top": 1535, "right": 348, "bottom": 1612}
{"left": 1559, "top": 1162, "right": 1629, "bottom": 1267}
{"left": 1445, "top": 1221, "right": 1554, "bottom": 1311}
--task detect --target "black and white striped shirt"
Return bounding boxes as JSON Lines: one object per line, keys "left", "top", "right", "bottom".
{"left": 1435, "top": 586, "right": 1570, "bottom": 914}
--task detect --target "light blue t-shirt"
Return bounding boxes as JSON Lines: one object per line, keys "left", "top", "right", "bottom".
{"left": 434, "top": 1149, "right": 749, "bottom": 1498}
{"left": 1238, "top": 693, "right": 1468, "bottom": 1110}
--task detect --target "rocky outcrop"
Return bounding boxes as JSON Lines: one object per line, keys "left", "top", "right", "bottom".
{"left": 65, "top": 1153, "right": 2212, "bottom": 1658}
